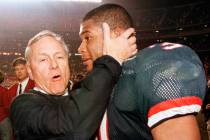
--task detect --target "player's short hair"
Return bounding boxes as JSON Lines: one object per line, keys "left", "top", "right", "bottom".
{"left": 83, "top": 3, "right": 134, "bottom": 30}
{"left": 12, "top": 57, "right": 26, "bottom": 67}
{"left": 25, "top": 30, "right": 69, "bottom": 62}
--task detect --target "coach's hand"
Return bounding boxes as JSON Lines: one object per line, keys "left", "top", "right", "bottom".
{"left": 102, "top": 22, "right": 137, "bottom": 65}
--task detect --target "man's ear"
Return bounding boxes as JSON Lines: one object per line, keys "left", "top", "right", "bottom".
{"left": 26, "top": 63, "right": 34, "bottom": 80}
{"left": 111, "top": 27, "right": 124, "bottom": 38}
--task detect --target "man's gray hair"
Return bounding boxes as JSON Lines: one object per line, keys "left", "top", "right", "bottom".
{"left": 25, "top": 30, "right": 69, "bottom": 62}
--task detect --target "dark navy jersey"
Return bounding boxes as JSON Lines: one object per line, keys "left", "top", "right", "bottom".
{"left": 99, "top": 43, "right": 206, "bottom": 140}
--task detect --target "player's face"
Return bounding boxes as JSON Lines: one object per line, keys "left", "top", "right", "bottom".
{"left": 14, "top": 64, "right": 28, "bottom": 82}
{"left": 27, "top": 36, "right": 70, "bottom": 95}
{"left": 78, "top": 19, "right": 104, "bottom": 72}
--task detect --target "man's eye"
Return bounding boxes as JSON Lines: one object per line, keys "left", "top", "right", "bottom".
{"left": 40, "top": 59, "right": 46, "bottom": 62}
{"left": 57, "top": 56, "right": 64, "bottom": 59}
{"left": 84, "top": 36, "right": 90, "bottom": 41}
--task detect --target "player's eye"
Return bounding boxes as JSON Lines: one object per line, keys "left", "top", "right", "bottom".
{"left": 84, "top": 36, "right": 90, "bottom": 41}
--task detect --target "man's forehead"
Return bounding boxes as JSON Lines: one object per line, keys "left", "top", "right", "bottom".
{"left": 15, "top": 64, "right": 26, "bottom": 68}
{"left": 29, "top": 42, "right": 66, "bottom": 58}
{"left": 31, "top": 37, "right": 62, "bottom": 49}
{"left": 79, "top": 20, "right": 102, "bottom": 35}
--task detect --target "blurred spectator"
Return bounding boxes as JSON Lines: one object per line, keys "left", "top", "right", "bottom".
{"left": 202, "top": 79, "right": 210, "bottom": 140}
{"left": 1, "top": 57, "right": 35, "bottom": 140}
{"left": 0, "top": 70, "right": 7, "bottom": 95}
{"left": 4, "top": 57, "right": 35, "bottom": 111}
{"left": 135, "top": 2, "right": 210, "bottom": 29}
{"left": 0, "top": 70, "right": 8, "bottom": 140}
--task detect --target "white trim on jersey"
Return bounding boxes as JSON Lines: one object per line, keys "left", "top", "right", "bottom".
{"left": 99, "top": 111, "right": 109, "bottom": 140}
{"left": 148, "top": 104, "right": 201, "bottom": 127}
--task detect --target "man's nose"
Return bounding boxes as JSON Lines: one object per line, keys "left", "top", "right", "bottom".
{"left": 78, "top": 41, "right": 86, "bottom": 53}
{"left": 50, "top": 59, "right": 58, "bottom": 69}
{"left": 16, "top": 70, "right": 21, "bottom": 74}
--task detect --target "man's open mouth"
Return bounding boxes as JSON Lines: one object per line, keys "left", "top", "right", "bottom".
{"left": 52, "top": 75, "right": 61, "bottom": 81}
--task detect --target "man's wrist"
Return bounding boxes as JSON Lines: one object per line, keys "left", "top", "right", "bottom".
{"left": 94, "top": 55, "right": 122, "bottom": 81}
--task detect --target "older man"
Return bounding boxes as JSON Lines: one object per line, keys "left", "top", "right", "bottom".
{"left": 10, "top": 25, "right": 136, "bottom": 140}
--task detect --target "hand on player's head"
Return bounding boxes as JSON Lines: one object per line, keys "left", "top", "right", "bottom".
{"left": 102, "top": 22, "right": 137, "bottom": 65}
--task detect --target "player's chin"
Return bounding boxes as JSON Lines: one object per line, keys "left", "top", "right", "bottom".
{"left": 83, "top": 63, "right": 92, "bottom": 72}
{"left": 83, "top": 60, "right": 93, "bottom": 72}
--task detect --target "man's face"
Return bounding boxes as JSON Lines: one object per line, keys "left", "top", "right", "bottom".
{"left": 27, "top": 36, "right": 70, "bottom": 95}
{"left": 14, "top": 64, "right": 28, "bottom": 82}
{"left": 78, "top": 19, "right": 104, "bottom": 72}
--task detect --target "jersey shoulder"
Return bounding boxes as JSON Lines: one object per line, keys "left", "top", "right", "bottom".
{"left": 134, "top": 43, "right": 206, "bottom": 128}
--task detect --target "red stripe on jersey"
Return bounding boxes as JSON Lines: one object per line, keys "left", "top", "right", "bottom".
{"left": 148, "top": 96, "right": 202, "bottom": 118}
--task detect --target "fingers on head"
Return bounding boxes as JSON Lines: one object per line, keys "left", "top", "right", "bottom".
{"left": 102, "top": 22, "right": 110, "bottom": 41}
{"left": 122, "top": 28, "right": 135, "bottom": 38}
{"left": 132, "top": 48, "right": 138, "bottom": 55}
{"left": 131, "top": 44, "right": 137, "bottom": 51}
{"left": 128, "top": 36, "right": 136, "bottom": 45}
